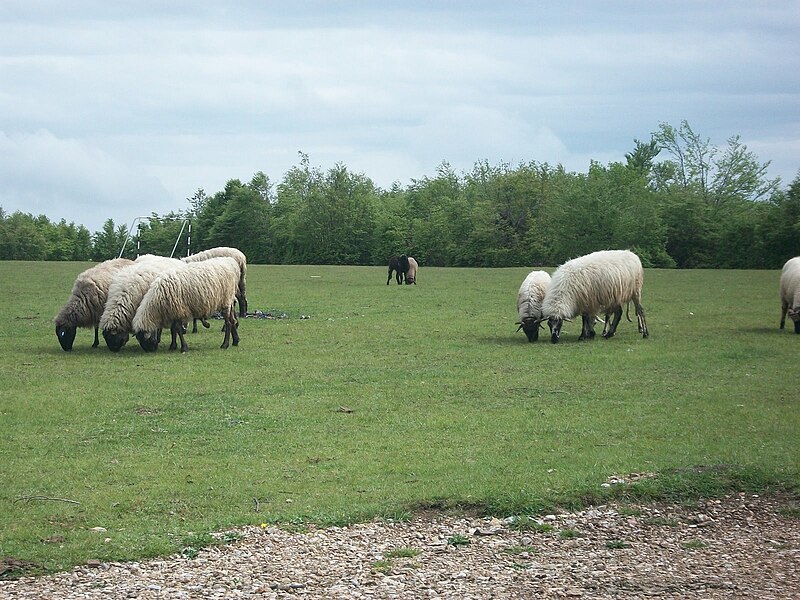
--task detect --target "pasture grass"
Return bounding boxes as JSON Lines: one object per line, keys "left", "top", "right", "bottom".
{"left": 0, "top": 261, "right": 798, "bottom": 576}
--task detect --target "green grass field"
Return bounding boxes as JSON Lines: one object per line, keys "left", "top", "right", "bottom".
{"left": 0, "top": 261, "right": 798, "bottom": 575}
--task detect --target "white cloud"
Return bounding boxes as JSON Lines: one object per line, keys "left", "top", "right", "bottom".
{"left": 0, "top": 2, "right": 798, "bottom": 231}
{"left": 0, "top": 130, "right": 172, "bottom": 230}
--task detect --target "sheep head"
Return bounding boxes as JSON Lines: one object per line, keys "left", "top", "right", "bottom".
{"left": 135, "top": 330, "right": 160, "bottom": 352}
{"left": 517, "top": 318, "right": 541, "bottom": 342}
{"left": 102, "top": 328, "right": 129, "bottom": 352}
{"left": 55, "top": 324, "right": 77, "bottom": 351}
{"left": 790, "top": 306, "right": 800, "bottom": 333}
{"left": 547, "top": 317, "right": 564, "bottom": 344}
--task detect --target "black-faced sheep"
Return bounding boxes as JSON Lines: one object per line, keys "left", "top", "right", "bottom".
{"left": 99, "top": 255, "right": 186, "bottom": 351}
{"left": 387, "top": 254, "right": 409, "bottom": 285}
{"left": 182, "top": 247, "right": 248, "bottom": 316}
{"left": 54, "top": 258, "right": 135, "bottom": 351}
{"left": 405, "top": 256, "right": 419, "bottom": 285}
{"left": 516, "top": 270, "right": 551, "bottom": 342}
{"left": 540, "top": 250, "right": 648, "bottom": 344}
{"left": 132, "top": 256, "right": 240, "bottom": 353}
{"left": 780, "top": 256, "right": 800, "bottom": 334}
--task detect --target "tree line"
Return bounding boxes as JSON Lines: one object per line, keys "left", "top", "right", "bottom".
{"left": 1, "top": 121, "right": 798, "bottom": 268}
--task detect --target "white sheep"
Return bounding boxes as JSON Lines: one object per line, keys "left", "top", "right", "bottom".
{"left": 182, "top": 247, "right": 248, "bottom": 316}
{"left": 516, "top": 270, "right": 551, "bottom": 342}
{"left": 54, "top": 258, "right": 135, "bottom": 351}
{"left": 99, "top": 255, "right": 186, "bottom": 351}
{"left": 132, "top": 256, "right": 241, "bottom": 353}
{"left": 779, "top": 256, "right": 800, "bottom": 334}
{"left": 405, "top": 256, "right": 419, "bottom": 285}
{"left": 540, "top": 250, "right": 648, "bottom": 343}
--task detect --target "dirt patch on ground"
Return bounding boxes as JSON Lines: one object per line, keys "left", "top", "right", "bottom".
{"left": 1, "top": 493, "right": 798, "bottom": 599}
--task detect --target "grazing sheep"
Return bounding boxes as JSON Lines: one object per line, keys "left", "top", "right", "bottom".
{"left": 387, "top": 254, "right": 409, "bottom": 285}
{"left": 54, "top": 258, "right": 135, "bottom": 351}
{"left": 780, "top": 256, "right": 800, "bottom": 334}
{"left": 132, "top": 256, "right": 240, "bottom": 353}
{"left": 540, "top": 250, "right": 648, "bottom": 343}
{"left": 516, "top": 270, "right": 551, "bottom": 342}
{"left": 99, "top": 255, "right": 186, "bottom": 351}
{"left": 405, "top": 257, "right": 419, "bottom": 285}
{"left": 182, "top": 247, "right": 248, "bottom": 316}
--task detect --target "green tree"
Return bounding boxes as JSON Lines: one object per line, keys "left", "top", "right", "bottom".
{"left": 206, "top": 178, "right": 271, "bottom": 263}
{"left": 92, "top": 219, "right": 128, "bottom": 261}
{"left": 754, "top": 171, "right": 800, "bottom": 267}
{"left": 135, "top": 212, "right": 192, "bottom": 257}
{"left": 652, "top": 120, "right": 780, "bottom": 205}
{"left": 0, "top": 211, "right": 47, "bottom": 260}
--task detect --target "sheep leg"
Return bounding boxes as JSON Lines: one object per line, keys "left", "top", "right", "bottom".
{"left": 169, "top": 323, "right": 179, "bottom": 351}
{"left": 174, "top": 320, "right": 189, "bottom": 352}
{"left": 601, "top": 313, "right": 612, "bottom": 337}
{"left": 603, "top": 306, "right": 623, "bottom": 338}
{"left": 634, "top": 300, "right": 649, "bottom": 338}
{"left": 387, "top": 269, "right": 393, "bottom": 285}
{"left": 221, "top": 308, "right": 234, "bottom": 349}
{"left": 231, "top": 313, "right": 240, "bottom": 347}
{"left": 237, "top": 286, "right": 248, "bottom": 317}
{"left": 92, "top": 326, "right": 100, "bottom": 348}
{"left": 780, "top": 300, "right": 788, "bottom": 329}
{"left": 578, "top": 313, "right": 596, "bottom": 340}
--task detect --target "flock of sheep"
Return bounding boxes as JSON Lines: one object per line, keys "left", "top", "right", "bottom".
{"left": 54, "top": 247, "right": 248, "bottom": 353}
{"left": 53, "top": 246, "right": 800, "bottom": 353}
{"left": 516, "top": 249, "right": 800, "bottom": 343}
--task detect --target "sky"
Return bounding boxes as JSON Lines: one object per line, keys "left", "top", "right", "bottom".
{"left": 1, "top": 1, "right": 799, "bottom": 233}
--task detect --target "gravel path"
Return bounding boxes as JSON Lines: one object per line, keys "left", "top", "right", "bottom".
{"left": 1, "top": 493, "right": 798, "bottom": 599}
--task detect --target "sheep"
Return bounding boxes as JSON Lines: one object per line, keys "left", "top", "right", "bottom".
{"left": 182, "top": 247, "right": 248, "bottom": 317}
{"left": 132, "top": 256, "right": 241, "bottom": 353}
{"left": 779, "top": 256, "right": 800, "bottom": 334}
{"left": 405, "top": 256, "right": 419, "bottom": 285}
{"left": 387, "top": 254, "right": 409, "bottom": 285}
{"left": 540, "top": 250, "right": 648, "bottom": 344}
{"left": 54, "top": 258, "right": 135, "bottom": 351}
{"left": 99, "top": 255, "right": 187, "bottom": 351}
{"left": 515, "top": 270, "right": 551, "bottom": 342}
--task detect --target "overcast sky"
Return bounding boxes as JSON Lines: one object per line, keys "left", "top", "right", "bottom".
{"left": 1, "top": 1, "right": 798, "bottom": 232}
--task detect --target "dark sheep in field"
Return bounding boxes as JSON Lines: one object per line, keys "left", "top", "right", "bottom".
{"left": 387, "top": 254, "right": 409, "bottom": 285}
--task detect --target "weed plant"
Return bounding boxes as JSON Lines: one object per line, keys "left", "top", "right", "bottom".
{"left": 0, "top": 262, "right": 798, "bottom": 574}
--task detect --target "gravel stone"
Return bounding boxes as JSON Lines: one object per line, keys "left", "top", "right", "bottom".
{"left": 1, "top": 494, "right": 798, "bottom": 599}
